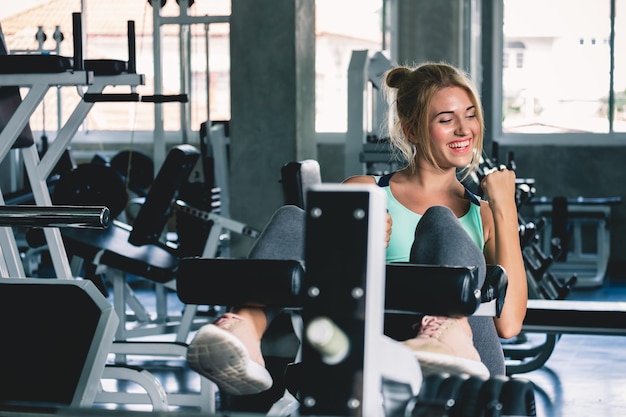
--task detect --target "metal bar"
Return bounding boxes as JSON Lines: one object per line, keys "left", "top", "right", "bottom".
{"left": 523, "top": 299, "right": 626, "bottom": 336}
{"left": 0, "top": 205, "right": 110, "bottom": 228}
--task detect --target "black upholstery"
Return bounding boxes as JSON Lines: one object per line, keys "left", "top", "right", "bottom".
{"left": 0, "top": 278, "right": 117, "bottom": 409}
{"left": 281, "top": 160, "right": 321, "bottom": 209}
{"left": 177, "top": 257, "right": 506, "bottom": 317}
{"left": 84, "top": 59, "right": 128, "bottom": 76}
{"left": 61, "top": 144, "right": 201, "bottom": 283}
{"left": 178, "top": 258, "right": 304, "bottom": 307}
{"left": 0, "top": 54, "right": 74, "bottom": 74}
{"left": 129, "top": 144, "right": 200, "bottom": 246}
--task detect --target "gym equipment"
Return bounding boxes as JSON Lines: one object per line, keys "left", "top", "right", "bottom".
{"left": 175, "top": 122, "right": 224, "bottom": 258}
{"left": 0, "top": 32, "right": 35, "bottom": 150}
{"left": 530, "top": 195, "right": 622, "bottom": 288}
{"left": 0, "top": 13, "right": 145, "bottom": 279}
{"left": 0, "top": 205, "right": 109, "bottom": 229}
{"left": 176, "top": 185, "right": 534, "bottom": 416}
{"left": 346, "top": 50, "right": 398, "bottom": 177}
{"left": 0, "top": 278, "right": 118, "bottom": 410}
{"left": 473, "top": 148, "right": 626, "bottom": 376}
{"left": 148, "top": 0, "right": 229, "bottom": 171}
{"left": 0, "top": 207, "right": 198, "bottom": 412}
{"left": 177, "top": 160, "right": 511, "bottom": 413}
{"left": 46, "top": 144, "right": 258, "bottom": 411}
{"left": 281, "top": 159, "right": 322, "bottom": 209}
{"left": 280, "top": 159, "right": 506, "bottom": 317}
{"left": 109, "top": 149, "right": 155, "bottom": 197}
{"left": 52, "top": 162, "right": 129, "bottom": 220}
{"left": 58, "top": 144, "right": 202, "bottom": 339}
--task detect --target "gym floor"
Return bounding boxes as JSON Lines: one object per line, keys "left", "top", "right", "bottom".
{"left": 104, "top": 264, "right": 626, "bottom": 417}
{"left": 519, "top": 264, "right": 626, "bottom": 417}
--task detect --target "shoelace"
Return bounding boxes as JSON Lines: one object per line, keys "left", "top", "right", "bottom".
{"left": 418, "top": 315, "right": 450, "bottom": 337}
{"left": 214, "top": 312, "right": 243, "bottom": 330}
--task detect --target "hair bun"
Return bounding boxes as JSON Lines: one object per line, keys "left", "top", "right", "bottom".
{"left": 385, "top": 67, "right": 410, "bottom": 89}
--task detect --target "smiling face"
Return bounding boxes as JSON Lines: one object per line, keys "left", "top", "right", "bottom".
{"left": 428, "top": 86, "right": 479, "bottom": 170}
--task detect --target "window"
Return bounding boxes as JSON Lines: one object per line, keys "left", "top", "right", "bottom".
{"left": 315, "top": 0, "right": 383, "bottom": 133}
{"left": 496, "top": 0, "right": 626, "bottom": 144}
{"left": 3, "top": 1, "right": 382, "bottom": 144}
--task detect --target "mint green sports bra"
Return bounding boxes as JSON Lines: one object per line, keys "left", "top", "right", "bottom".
{"left": 374, "top": 173, "right": 485, "bottom": 263}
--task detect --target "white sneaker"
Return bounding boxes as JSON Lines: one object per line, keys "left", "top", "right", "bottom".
{"left": 187, "top": 313, "right": 273, "bottom": 395}
{"left": 402, "top": 315, "right": 490, "bottom": 378}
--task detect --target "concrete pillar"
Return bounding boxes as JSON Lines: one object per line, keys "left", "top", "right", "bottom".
{"left": 389, "top": 0, "right": 470, "bottom": 69}
{"left": 387, "top": 0, "right": 483, "bottom": 137}
{"left": 229, "top": 0, "right": 316, "bottom": 256}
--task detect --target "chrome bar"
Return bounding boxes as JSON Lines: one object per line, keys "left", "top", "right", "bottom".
{"left": 0, "top": 206, "right": 110, "bottom": 229}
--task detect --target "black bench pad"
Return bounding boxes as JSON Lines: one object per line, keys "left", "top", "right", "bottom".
{"left": 176, "top": 258, "right": 506, "bottom": 316}
{"left": 0, "top": 56, "right": 128, "bottom": 76}
{"left": 62, "top": 224, "right": 178, "bottom": 284}
{"left": 177, "top": 258, "right": 304, "bottom": 307}
{"left": 0, "top": 55, "right": 73, "bottom": 74}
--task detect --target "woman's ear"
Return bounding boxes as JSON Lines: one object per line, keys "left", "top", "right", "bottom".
{"left": 402, "top": 124, "right": 415, "bottom": 143}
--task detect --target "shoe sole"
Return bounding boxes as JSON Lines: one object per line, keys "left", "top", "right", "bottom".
{"left": 187, "top": 324, "right": 273, "bottom": 396}
{"left": 411, "top": 351, "right": 490, "bottom": 378}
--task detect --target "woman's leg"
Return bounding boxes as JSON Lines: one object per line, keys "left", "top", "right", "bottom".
{"left": 187, "top": 205, "right": 306, "bottom": 395}
{"left": 403, "top": 205, "right": 490, "bottom": 377}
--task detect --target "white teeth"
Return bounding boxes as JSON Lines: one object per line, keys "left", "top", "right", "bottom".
{"left": 449, "top": 140, "right": 469, "bottom": 149}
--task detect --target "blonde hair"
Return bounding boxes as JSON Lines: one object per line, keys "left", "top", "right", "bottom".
{"left": 382, "top": 62, "right": 484, "bottom": 179}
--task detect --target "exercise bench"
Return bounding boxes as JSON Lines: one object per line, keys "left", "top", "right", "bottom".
{"left": 0, "top": 205, "right": 116, "bottom": 411}
{"left": 176, "top": 184, "right": 536, "bottom": 417}
{"left": 0, "top": 206, "right": 189, "bottom": 412}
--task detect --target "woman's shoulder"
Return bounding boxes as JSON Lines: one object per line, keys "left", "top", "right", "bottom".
{"left": 342, "top": 175, "right": 378, "bottom": 185}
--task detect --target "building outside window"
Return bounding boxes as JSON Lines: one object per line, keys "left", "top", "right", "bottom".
{"left": 499, "top": 0, "right": 626, "bottom": 142}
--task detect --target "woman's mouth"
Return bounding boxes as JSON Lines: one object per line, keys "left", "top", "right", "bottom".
{"left": 448, "top": 139, "right": 471, "bottom": 151}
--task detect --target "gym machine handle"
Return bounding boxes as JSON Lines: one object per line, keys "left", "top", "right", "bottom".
{"left": 0, "top": 206, "right": 110, "bottom": 229}
{"left": 141, "top": 94, "right": 189, "bottom": 103}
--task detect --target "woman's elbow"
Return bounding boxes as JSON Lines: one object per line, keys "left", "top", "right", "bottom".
{"left": 495, "top": 316, "right": 525, "bottom": 339}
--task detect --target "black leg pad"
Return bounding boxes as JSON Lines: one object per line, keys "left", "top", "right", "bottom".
{"left": 385, "top": 264, "right": 481, "bottom": 316}
{"left": 176, "top": 258, "right": 508, "bottom": 317}
{"left": 177, "top": 258, "right": 304, "bottom": 307}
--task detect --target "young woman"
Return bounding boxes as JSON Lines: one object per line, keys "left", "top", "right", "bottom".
{"left": 186, "top": 62, "right": 527, "bottom": 395}
{"left": 343, "top": 62, "right": 527, "bottom": 376}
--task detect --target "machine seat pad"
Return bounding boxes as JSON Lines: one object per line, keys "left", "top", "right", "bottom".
{"left": 0, "top": 55, "right": 73, "bottom": 74}
{"left": 62, "top": 224, "right": 178, "bottom": 284}
{"left": 84, "top": 59, "right": 127, "bottom": 76}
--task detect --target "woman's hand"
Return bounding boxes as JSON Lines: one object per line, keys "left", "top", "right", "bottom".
{"left": 480, "top": 165, "right": 517, "bottom": 209}
{"left": 385, "top": 212, "right": 392, "bottom": 248}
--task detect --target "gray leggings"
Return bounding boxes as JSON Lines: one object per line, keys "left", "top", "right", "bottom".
{"left": 244, "top": 204, "right": 506, "bottom": 376}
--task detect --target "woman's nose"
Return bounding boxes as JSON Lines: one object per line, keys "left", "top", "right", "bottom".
{"left": 456, "top": 121, "right": 469, "bottom": 135}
